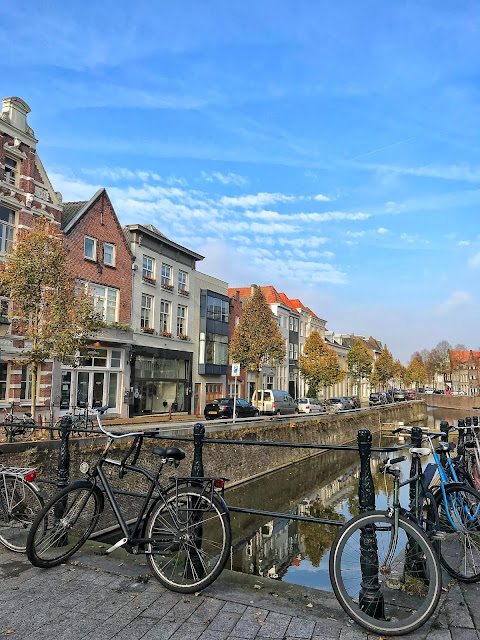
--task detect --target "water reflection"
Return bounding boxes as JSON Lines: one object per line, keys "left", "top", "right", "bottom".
{"left": 227, "top": 435, "right": 413, "bottom": 591}
{"left": 427, "top": 405, "right": 480, "bottom": 430}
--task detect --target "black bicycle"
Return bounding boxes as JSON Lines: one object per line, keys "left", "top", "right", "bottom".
{"left": 1, "top": 402, "right": 36, "bottom": 442}
{"left": 26, "top": 407, "right": 231, "bottom": 593}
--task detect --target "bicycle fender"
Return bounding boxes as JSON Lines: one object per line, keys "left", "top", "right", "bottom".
{"left": 432, "top": 482, "right": 479, "bottom": 497}
{"left": 67, "top": 479, "right": 105, "bottom": 511}
{"left": 29, "top": 481, "right": 46, "bottom": 499}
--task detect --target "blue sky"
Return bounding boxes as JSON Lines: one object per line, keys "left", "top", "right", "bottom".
{"left": 2, "top": 1, "right": 480, "bottom": 363}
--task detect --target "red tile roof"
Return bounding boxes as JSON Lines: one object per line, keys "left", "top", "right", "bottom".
{"left": 228, "top": 285, "right": 318, "bottom": 317}
{"left": 450, "top": 350, "right": 480, "bottom": 368}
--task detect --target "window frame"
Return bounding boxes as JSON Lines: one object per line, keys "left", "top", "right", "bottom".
{"left": 4, "top": 157, "right": 17, "bottom": 187}
{"left": 80, "top": 280, "right": 119, "bottom": 323}
{"left": 176, "top": 304, "right": 187, "bottom": 337}
{"left": 178, "top": 270, "right": 188, "bottom": 292}
{"left": 0, "top": 206, "right": 15, "bottom": 256}
{"left": 84, "top": 236, "right": 97, "bottom": 261}
{"left": 161, "top": 263, "right": 172, "bottom": 286}
{"left": 160, "top": 299, "right": 171, "bottom": 333}
{"left": 103, "top": 243, "right": 116, "bottom": 267}
{"left": 142, "top": 255, "right": 155, "bottom": 280}
{"left": 141, "top": 293, "right": 154, "bottom": 328}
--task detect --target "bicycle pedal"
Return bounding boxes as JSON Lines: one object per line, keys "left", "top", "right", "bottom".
{"left": 431, "top": 532, "right": 446, "bottom": 541}
{"left": 105, "top": 537, "right": 128, "bottom": 554}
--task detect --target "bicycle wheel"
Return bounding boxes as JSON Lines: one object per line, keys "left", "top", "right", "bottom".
{"left": 468, "top": 456, "right": 480, "bottom": 491}
{"left": 435, "top": 483, "right": 480, "bottom": 582}
{"left": 0, "top": 475, "right": 44, "bottom": 552}
{"left": 26, "top": 481, "right": 103, "bottom": 568}
{"left": 20, "top": 422, "right": 36, "bottom": 441}
{"left": 329, "top": 511, "right": 441, "bottom": 636}
{"left": 145, "top": 486, "right": 231, "bottom": 593}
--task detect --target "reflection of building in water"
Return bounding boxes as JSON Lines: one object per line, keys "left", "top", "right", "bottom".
{"left": 232, "top": 462, "right": 360, "bottom": 579}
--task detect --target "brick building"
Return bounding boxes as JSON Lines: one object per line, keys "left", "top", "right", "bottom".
{"left": 58, "top": 189, "right": 134, "bottom": 417}
{"left": 449, "top": 350, "right": 480, "bottom": 396}
{"left": 0, "top": 97, "right": 63, "bottom": 421}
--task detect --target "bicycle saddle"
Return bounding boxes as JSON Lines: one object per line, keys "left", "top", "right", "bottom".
{"left": 152, "top": 446, "right": 185, "bottom": 461}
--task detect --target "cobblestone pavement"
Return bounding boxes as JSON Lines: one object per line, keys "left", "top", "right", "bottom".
{"left": 0, "top": 545, "right": 476, "bottom": 640}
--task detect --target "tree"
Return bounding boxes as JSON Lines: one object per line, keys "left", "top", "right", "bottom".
{"left": 346, "top": 339, "right": 372, "bottom": 395}
{"left": 298, "top": 330, "right": 345, "bottom": 396}
{"left": 406, "top": 358, "right": 427, "bottom": 390}
{"left": 392, "top": 359, "right": 407, "bottom": 388}
{"left": 0, "top": 218, "right": 103, "bottom": 418}
{"left": 372, "top": 346, "right": 394, "bottom": 389}
{"left": 229, "top": 285, "right": 286, "bottom": 396}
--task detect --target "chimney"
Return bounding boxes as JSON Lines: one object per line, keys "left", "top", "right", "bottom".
{"left": 1, "top": 97, "right": 32, "bottom": 134}
{"left": 250, "top": 284, "right": 257, "bottom": 296}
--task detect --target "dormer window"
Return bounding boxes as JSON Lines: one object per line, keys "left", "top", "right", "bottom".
{"left": 4, "top": 157, "right": 17, "bottom": 186}
{"left": 84, "top": 236, "right": 97, "bottom": 261}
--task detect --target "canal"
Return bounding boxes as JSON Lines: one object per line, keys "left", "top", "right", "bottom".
{"left": 226, "top": 404, "right": 478, "bottom": 591}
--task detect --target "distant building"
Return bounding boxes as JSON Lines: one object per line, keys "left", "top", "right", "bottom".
{"left": 449, "top": 350, "right": 480, "bottom": 395}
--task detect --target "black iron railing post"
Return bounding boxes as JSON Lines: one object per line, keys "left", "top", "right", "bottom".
{"left": 405, "top": 426, "right": 427, "bottom": 579}
{"left": 357, "top": 428, "right": 384, "bottom": 619}
{"left": 188, "top": 422, "right": 206, "bottom": 579}
{"left": 54, "top": 414, "right": 72, "bottom": 545}
{"left": 457, "top": 418, "right": 466, "bottom": 454}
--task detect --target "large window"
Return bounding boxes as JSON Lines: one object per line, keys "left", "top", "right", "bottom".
{"left": 161, "top": 263, "right": 172, "bottom": 286}
{"left": 289, "top": 316, "right": 299, "bottom": 331}
{"left": 205, "top": 333, "right": 228, "bottom": 365}
{"left": 21, "top": 365, "right": 32, "bottom": 400}
{"left": 141, "top": 294, "right": 153, "bottom": 328}
{"left": 0, "top": 206, "right": 14, "bottom": 255}
{"left": 206, "top": 295, "right": 229, "bottom": 323}
{"left": 84, "top": 236, "right": 97, "bottom": 261}
{"left": 143, "top": 255, "right": 155, "bottom": 280}
{"left": 4, "top": 157, "right": 17, "bottom": 186}
{"left": 160, "top": 300, "right": 170, "bottom": 332}
{"left": 81, "top": 282, "right": 118, "bottom": 322}
{"left": 177, "top": 305, "right": 187, "bottom": 336}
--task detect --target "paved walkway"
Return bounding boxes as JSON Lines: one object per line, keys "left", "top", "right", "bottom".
{"left": 0, "top": 544, "right": 478, "bottom": 640}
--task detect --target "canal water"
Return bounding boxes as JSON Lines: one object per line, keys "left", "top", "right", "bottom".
{"left": 226, "top": 405, "right": 477, "bottom": 591}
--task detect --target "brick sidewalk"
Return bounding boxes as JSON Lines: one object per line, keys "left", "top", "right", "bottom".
{"left": 0, "top": 545, "right": 477, "bottom": 640}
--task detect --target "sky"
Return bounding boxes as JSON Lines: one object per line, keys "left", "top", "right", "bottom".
{"left": 2, "top": 0, "right": 480, "bottom": 364}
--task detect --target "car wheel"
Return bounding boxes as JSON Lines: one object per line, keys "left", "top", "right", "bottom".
{"left": 254, "top": 409, "right": 259, "bottom": 417}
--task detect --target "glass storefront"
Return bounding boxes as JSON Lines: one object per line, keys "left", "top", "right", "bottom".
{"left": 131, "top": 351, "right": 191, "bottom": 415}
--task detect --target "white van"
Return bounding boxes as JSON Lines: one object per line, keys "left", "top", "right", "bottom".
{"left": 251, "top": 389, "right": 298, "bottom": 415}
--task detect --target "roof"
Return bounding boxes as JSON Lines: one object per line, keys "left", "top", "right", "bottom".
{"left": 143, "top": 224, "right": 166, "bottom": 238}
{"left": 228, "top": 285, "right": 318, "bottom": 317}
{"left": 125, "top": 224, "right": 204, "bottom": 262}
{"left": 62, "top": 200, "right": 88, "bottom": 230}
{"left": 450, "top": 350, "right": 480, "bottom": 368}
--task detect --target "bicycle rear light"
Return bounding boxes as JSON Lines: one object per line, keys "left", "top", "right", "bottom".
{"left": 214, "top": 478, "right": 224, "bottom": 489}
{"left": 25, "top": 471, "right": 36, "bottom": 482}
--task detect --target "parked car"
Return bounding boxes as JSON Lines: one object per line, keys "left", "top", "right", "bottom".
{"left": 351, "top": 395, "right": 362, "bottom": 409}
{"left": 393, "top": 389, "right": 409, "bottom": 402}
{"left": 327, "top": 397, "right": 355, "bottom": 411}
{"left": 369, "top": 392, "right": 386, "bottom": 406}
{"left": 425, "top": 389, "right": 434, "bottom": 395}
{"left": 204, "top": 397, "right": 259, "bottom": 420}
{"left": 433, "top": 389, "right": 444, "bottom": 394}
{"left": 384, "top": 391, "right": 394, "bottom": 404}
{"left": 407, "top": 390, "right": 416, "bottom": 400}
{"left": 296, "top": 397, "right": 323, "bottom": 414}
{"left": 251, "top": 389, "right": 298, "bottom": 415}
{"left": 452, "top": 390, "right": 467, "bottom": 396}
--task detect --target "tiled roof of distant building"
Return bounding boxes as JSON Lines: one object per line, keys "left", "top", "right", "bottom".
{"left": 228, "top": 285, "right": 319, "bottom": 318}
{"left": 61, "top": 200, "right": 87, "bottom": 229}
{"left": 450, "top": 350, "right": 480, "bottom": 368}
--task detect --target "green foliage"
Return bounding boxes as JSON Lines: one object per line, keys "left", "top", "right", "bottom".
{"left": 107, "top": 322, "right": 132, "bottom": 332}
{"left": 298, "top": 330, "right": 345, "bottom": 394}
{"left": 229, "top": 285, "right": 285, "bottom": 380}
{"left": 0, "top": 217, "right": 103, "bottom": 416}
{"left": 346, "top": 339, "right": 372, "bottom": 393}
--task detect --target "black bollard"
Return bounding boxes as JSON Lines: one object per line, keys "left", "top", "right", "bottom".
{"left": 54, "top": 414, "right": 72, "bottom": 546}
{"left": 191, "top": 422, "right": 205, "bottom": 478}
{"left": 474, "top": 416, "right": 479, "bottom": 428}
{"left": 408, "top": 427, "right": 423, "bottom": 515}
{"left": 405, "top": 426, "right": 428, "bottom": 579}
{"left": 357, "top": 429, "right": 384, "bottom": 619}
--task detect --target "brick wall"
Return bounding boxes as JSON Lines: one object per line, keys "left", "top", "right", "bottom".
{"left": 63, "top": 191, "right": 133, "bottom": 324}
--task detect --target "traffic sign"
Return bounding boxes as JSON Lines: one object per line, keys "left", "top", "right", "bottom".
{"left": 231, "top": 363, "right": 240, "bottom": 376}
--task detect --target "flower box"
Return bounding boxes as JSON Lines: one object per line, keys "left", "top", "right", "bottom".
{"left": 142, "top": 275, "right": 156, "bottom": 284}
{"left": 178, "top": 288, "right": 190, "bottom": 296}
{"left": 177, "top": 334, "right": 188, "bottom": 341}
{"left": 159, "top": 331, "right": 172, "bottom": 338}
{"left": 161, "top": 282, "right": 174, "bottom": 291}
{"left": 142, "top": 327, "right": 155, "bottom": 334}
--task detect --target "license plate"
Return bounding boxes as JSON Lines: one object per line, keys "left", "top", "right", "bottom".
{"left": 208, "top": 411, "right": 217, "bottom": 415}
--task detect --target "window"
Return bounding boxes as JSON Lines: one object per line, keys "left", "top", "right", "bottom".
{"left": 84, "top": 236, "right": 97, "bottom": 261}
{"left": 143, "top": 255, "right": 155, "bottom": 280}
{"left": 289, "top": 343, "right": 294, "bottom": 359}
{"left": 206, "top": 295, "right": 229, "bottom": 323}
{"left": 178, "top": 270, "right": 188, "bottom": 292}
{"left": 0, "top": 206, "right": 14, "bottom": 255}
{"left": 110, "top": 350, "right": 121, "bottom": 368}
{"left": 82, "top": 282, "right": 118, "bottom": 322}
{"left": 161, "top": 263, "right": 172, "bottom": 286}
{"left": 160, "top": 300, "right": 170, "bottom": 332}
{"left": 177, "top": 305, "right": 187, "bottom": 336}
{"left": 21, "top": 365, "right": 32, "bottom": 400}
{"left": 205, "top": 333, "right": 228, "bottom": 365}
{"left": 104, "top": 243, "right": 115, "bottom": 266}
{"left": 289, "top": 317, "right": 299, "bottom": 331}
{"left": 0, "top": 362, "right": 7, "bottom": 401}
{"left": 141, "top": 294, "right": 153, "bottom": 328}
{"left": 4, "top": 157, "right": 17, "bottom": 186}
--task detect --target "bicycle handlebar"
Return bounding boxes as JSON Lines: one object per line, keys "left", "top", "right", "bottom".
{"left": 95, "top": 406, "right": 162, "bottom": 440}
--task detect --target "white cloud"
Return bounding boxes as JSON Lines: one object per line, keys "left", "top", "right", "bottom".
{"left": 468, "top": 253, "right": 480, "bottom": 269}
{"left": 436, "top": 291, "right": 473, "bottom": 313}
{"left": 377, "top": 227, "right": 388, "bottom": 234}
{"left": 458, "top": 240, "right": 470, "bottom": 246}
{"left": 364, "top": 162, "right": 480, "bottom": 184}
{"left": 244, "top": 209, "right": 370, "bottom": 222}
{"left": 313, "top": 193, "right": 331, "bottom": 201}
{"left": 201, "top": 171, "right": 247, "bottom": 186}
{"left": 220, "top": 192, "right": 296, "bottom": 208}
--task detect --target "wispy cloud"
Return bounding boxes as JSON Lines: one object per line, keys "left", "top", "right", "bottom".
{"left": 200, "top": 171, "right": 247, "bottom": 186}
{"left": 468, "top": 253, "right": 480, "bottom": 269}
{"left": 220, "top": 192, "right": 296, "bottom": 208}
{"left": 244, "top": 209, "right": 370, "bottom": 222}
{"left": 436, "top": 291, "right": 473, "bottom": 313}
{"left": 362, "top": 162, "right": 480, "bottom": 184}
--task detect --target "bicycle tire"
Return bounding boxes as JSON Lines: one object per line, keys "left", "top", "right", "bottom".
{"left": 20, "top": 423, "right": 36, "bottom": 441}
{"left": 435, "top": 483, "right": 480, "bottom": 582}
{"left": 0, "top": 475, "right": 44, "bottom": 552}
{"left": 329, "top": 510, "right": 442, "bottom": 636}
{"left": 26, "top": 480, "right": 103, "bottom": 568}
{"left": 144, "top": 486, "right": 231, "bottom": 593}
